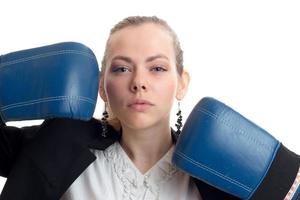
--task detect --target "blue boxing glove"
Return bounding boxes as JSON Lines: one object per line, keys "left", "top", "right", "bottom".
{"left": 0, "top": 42, "right": 99, "bottom": 122}
{"left": 173, "top": 97, "right": 300, "bottom": 200}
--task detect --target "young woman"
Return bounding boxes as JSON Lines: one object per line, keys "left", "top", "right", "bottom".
{"left": 61, "top": 15, "right": 200, "bottom": 199}
{"left": 0, "top": 16, "right": 239, "bottom": 200}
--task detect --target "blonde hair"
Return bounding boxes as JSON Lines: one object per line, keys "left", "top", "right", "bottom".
{"left": 100, "top": 16, "right": 184, "bottom": 131}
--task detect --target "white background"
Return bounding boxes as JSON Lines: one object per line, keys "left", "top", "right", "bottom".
{"left": 1, "top": 0, "right": 300, "bottom": 193}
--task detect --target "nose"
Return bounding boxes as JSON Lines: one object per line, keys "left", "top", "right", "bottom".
{"left": 131, "top": 85, "right": 146, "bottom": 92}
{"left": 130, "top": 71, "right": 147, "bottom": 93}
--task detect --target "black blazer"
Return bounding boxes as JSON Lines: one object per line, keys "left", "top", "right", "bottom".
{"left": 0, "top": 118, "right": 239, "bottom": 200}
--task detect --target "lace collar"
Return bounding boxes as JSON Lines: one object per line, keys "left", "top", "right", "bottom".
{"left": 104, "top": 141, "right": 178, "bottom": 199}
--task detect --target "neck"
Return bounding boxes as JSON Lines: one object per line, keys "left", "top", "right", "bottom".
{"left": 119, "top": 122, "right": 173, "bottom": 174}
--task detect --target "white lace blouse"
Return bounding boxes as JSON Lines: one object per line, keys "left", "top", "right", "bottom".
{"left": 60, "top": 141, "right": 202, "bottom": 200}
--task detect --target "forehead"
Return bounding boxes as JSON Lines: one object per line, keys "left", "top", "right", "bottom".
{"left": 107, "top": 23, "right": 175, "bottom": 59}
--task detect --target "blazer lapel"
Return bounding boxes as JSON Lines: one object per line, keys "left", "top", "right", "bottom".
{"left": 1, "top": 118, "right": 120, "bottom": 200}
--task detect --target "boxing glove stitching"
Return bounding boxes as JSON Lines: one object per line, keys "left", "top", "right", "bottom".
{"left": 1, "top": 96, "right": 96, "bottom": 111}
{"left": 194, "top": 105, "right": 280, "bottom": 198}
{"left": 0, "top": 50, "right": 96, "bottom": 68}
{"left": 195, "top": 107, "right": 219, "bottom": 119}
{"left": 196, "top": 107, "right": 274, "bottom": 151}
{"left": 174, "top": 150, "right": 253, "bottom": 192}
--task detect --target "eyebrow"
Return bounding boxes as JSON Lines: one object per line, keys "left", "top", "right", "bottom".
{"left": 111, "top": 54, "right": 169, "bottom": 64}
{"left": 146, "top": 54, "right": 169, "bottom": 62}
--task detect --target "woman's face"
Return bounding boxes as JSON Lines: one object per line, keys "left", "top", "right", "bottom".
{"left": 100, "top": 23, "right": 188, "bottom": 130}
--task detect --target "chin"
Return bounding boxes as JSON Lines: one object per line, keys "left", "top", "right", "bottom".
{"left": 122, "top": 119, "right": 156, "bottom": 130}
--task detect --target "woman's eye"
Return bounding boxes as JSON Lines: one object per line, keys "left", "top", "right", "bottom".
{"left": 112, "top": 66, "right": 130, "bottom": 73}
{"left": 151, "top": 66, "right": 167, "bottom": 72}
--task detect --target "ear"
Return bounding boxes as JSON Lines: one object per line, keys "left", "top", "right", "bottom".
{"left": 99, "top": 76, "right": 108, "bottom": 102}
{"left": 176, "top": 69, "right": 190, "bottom": 100}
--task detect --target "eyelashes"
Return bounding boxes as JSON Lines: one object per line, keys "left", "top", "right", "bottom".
{"left": 111, "top": 65, "right": 167, "bottom": 73}
{"left": 151, "top": 66, "right": 167, "bottom": 72}
{"left": 111, "top": 66, "right": 129, "bottom": 73}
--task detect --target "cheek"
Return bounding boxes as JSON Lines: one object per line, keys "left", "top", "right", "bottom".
{"left": 105, "top": 78, "right": 125, "bottom": 105}
{"left": 153, "top": 76, "right": 178, "bottom": 101}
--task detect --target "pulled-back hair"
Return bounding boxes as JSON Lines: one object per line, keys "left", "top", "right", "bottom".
{"left": 100, "top": 16, "right": 184, "bottom": 131}
{"left": 101, "top": 16, "right": 183, "bottom": 75}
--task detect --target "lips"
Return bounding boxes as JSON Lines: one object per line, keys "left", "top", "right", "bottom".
{"left": 128, "top": 99, "right": 154, "bottom": 106}
{"left": 128, "top": 99, "right": 154, "bottom": 111}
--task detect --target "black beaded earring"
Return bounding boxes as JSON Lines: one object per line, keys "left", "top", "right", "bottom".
{"left": 101, "top": 103, "right": 109, "bottom": 137}
{"left": 175, "top": 101, "right": 183, "bottom": 135}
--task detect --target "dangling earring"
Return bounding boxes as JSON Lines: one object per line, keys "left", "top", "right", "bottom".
{"left": 175, "top": 101, "right": 183, "bottom": 135}
{"left": 101, "top": 103, "right": 109, "bottom": 137}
